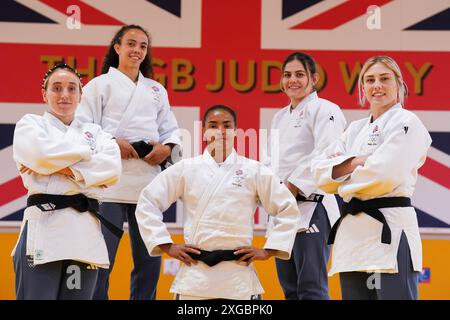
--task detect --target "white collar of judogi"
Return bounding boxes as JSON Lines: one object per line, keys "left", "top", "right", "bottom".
{"left": 202, "top": 148, "right": 238, "bottom": 168}
{"left": 369, "top": 102, "right": 403, "bottom": 124}
{"left": 43, "top": 112, "right": 79, "bottom": 132}
{"left": 290, "top": 91, "right": 318, "bottom": 114}
{"left": 108, "top": 66, "right": 144, "bottom": 91}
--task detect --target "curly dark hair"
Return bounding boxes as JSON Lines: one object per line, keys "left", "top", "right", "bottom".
{"left": 101, "top": 25, "right": 153, "bottom": 78}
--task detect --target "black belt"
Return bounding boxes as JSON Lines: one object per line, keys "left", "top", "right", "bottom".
{"left": 27, "top": 194, "right": 123, "bottom": 239}
{"left": 131, "top": 140, "right": 169, "bottom": 167}
{"left": 328, "top": 197, "right": 412, "bottom": 245}
{"left": 131, "top": 141, "right": 154, "bottom": 158}
{"left": 296, "top": 193, "right": 324, "bottom": 203}
{"left": 187, "top": 249, "right": 249, "bottom": 267}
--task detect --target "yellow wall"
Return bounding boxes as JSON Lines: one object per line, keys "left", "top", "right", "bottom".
{"left": 1, "top": 232, "right": 449, "bottom": 300}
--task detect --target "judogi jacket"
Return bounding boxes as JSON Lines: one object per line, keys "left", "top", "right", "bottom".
{"left": 12, "top": 112, "right": 121, "bottom": 268}
{"left": 136, "top": 149, "right": 302, "bottom": 299}
{"left": 312, "top": 104, "right": 431, "bottom": 275}
{"left": 264, "top": 92, "right": 346, "bottom": 231}
{"left": 76, "top": 67, "right": 181, "bottom": 203}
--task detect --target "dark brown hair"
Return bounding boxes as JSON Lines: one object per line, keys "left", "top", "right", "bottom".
{"left": 101, "top": 25, "right": 153, "bottom": 78}
{"left": 42, "top": 63, "right": 82, "bottom": 92}
{"left": 281, "top": 52, "right": 318, "bottom": 92}
{"left": 203, "top": 105, "right": 237, "bottom": 127}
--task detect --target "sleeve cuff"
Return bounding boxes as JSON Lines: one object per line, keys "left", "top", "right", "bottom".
{"left": 149, "top": 238, "right": 174, "bottom": 256}
{"left": 70, "top": 167, "right": 84, "bottom": 182}
{"left": 287, "top": 176, "right": 317, "bottom": 198}
{"left": 161, "top": 137, "right": 181, "bottom": 147}
{"left": 263, "top": 246, "right": 290, "bottom": 260}
{"left": 333, "top": 172, "right": 351, "bottom": 183}
{"left": 328, "top": 155, "right": 356, "bottom": 182}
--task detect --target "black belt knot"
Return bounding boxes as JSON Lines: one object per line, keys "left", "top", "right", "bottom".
{"left": 327, "top": 197, "right": 411, "bottom": 245}
{"left": 187, "top": 249, "right": 249, "bottom": 267}
{"left": 72, "top": 194, "right": 99, "bottom": 214}
{"left": 131, "top": 141, "right": 153, "bottom": 158}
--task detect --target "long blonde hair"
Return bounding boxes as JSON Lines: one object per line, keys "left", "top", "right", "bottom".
{"left": 358, "top": 56, "right": 408, "bottom": 106}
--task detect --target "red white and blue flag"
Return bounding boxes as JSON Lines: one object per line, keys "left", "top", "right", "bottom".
{"left": 0, "top": 0, "right": 449, "bottom": 232}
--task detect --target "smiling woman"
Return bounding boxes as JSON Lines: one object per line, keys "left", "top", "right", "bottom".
{"left": 264, "top": 52, "right": 347, "bottom": 300}
{"left": 75, "top": 24, "right": 182, "bottom": 300}
{"left": 101, "top": 24, "right": 153, "bottom": 79}
{"left": 358, "top": 56, "right": 408, "bottom": 120}
{"left": 311, "top": 56, "right": 432, "bottom": 300}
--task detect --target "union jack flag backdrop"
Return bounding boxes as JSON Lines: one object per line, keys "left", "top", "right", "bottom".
{"left": 0, "top": 0, "right": 449, "bottom": 233}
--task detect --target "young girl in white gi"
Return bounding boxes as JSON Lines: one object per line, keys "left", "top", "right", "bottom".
{"left": 265, "top": 52, "right": 346, "bottom": 299}
{"left": 135, "top": 105, "right": 303, "bottom": 300}
{"left": 76, "top": 25, "right": 181, "bottom": 300}
{"left": 312, "top": 56, "right": 432, "bottom": 300}
{"left": 12, "top": 63, "right": 122, "bottom": 299}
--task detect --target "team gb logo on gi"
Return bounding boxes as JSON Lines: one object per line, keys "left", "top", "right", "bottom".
{"left": 151, "top": 85, "right": 161, "bottom": 104}
{"left": 232, "top": 169, "right": 246, "bottom": 187}
{"left": 84, "top": 131, "right": 96, "bottom": 151}
{"left": 368, "top": 125, "right": 381, "bottom": 147}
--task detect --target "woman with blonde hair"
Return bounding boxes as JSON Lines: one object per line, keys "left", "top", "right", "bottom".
{"left": 312, "top": 56, "right": 431, "bottom": 299}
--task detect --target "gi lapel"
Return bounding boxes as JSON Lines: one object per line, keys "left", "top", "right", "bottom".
{"left": 113, "top": 71, "right": 150, "bottom": 138}
{"left": 187, "top": 150, "right": 239, "bottom": 244}
{"left": 44, "top": 112, "right": 75, "bottom": 143}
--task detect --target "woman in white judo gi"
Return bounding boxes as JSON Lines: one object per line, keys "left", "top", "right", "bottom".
{"left": 265, "top": 52, "right": 346, "bottom": 299}
{"left": 312, "top": 56, "right": 431, "bottom": 299}
{"left": 12, "top": 63, "right": 122, "bottom": 299}
{"left": 135, "top": 105, "right": 303, "bottom": 300}
{"left": 76, "top": 25, "right": 181, "bottom": 300}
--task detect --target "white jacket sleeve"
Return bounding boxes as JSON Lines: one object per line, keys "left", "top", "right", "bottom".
{"left": 76, "top": 80, "right": 104, "bottom": 125}
{"left": 13, "top": 115, "right": 92, "bottom": 175}
{"left": 156, "top": 87, "right": 181, "bottom": 146}
{"left": 339, "top": 116, "right": 432, "bottom": 198}
{"left": 256, "top": 164, "right": 301, "bottom": 260}
{"left": 70, "top": 127, "right": 122, "bottom": 188}
{"left": 311, "top": 128, "right": 356, "bottom": 194}
{"left": 135, "top": 161, "right": 185, "bottom": 256}
{"left": 288, "top": 103, "right": 346, "bottom": 196}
